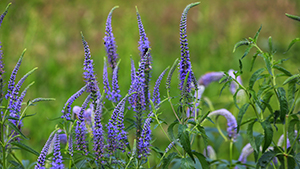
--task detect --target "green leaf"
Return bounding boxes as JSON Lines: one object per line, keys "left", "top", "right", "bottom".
{"left": 7, "top": 121, "right": 29, "bottom": 140}
{"left": 263, "top": 56, "right": 273, "bottom": 76}
{"left": 257, "top": 151, "right": 276, "bottom": 169}
{"left": 197, "top": 125, "right": 208, "bottom": 148}
{"left": 273, "top": 65, "right": 293, "bottom": 77}
{"left": 181, "top": 157, "right": 196, "bottom": 169}
{"left": 268, "top": 36, "right": 273, "bottom": 54}
{"left": 192, "top": 151, "right": 209, "bottom": 169}
{"left": 286, "top": 13, "right": 300, "bottom": 22}
{"left": 168, "top": 120, "right": 179, "bottom": 141}
{"left": 277, "top": 87, "right": 289, "bottom": 123}
{"left": 237, "top": 103, "right": 250, "bottom": 133}
{"left": 288, "top": 81, "right": 297, "bottom": 111}
{"left": 249, "top": 68, "right": 265, "bottom": 89}
{"left": 253, "top": 25, "right": 262, "bottom": 43}
{"left": 247, "top": 120, "right": 258, "bottom": 152}
{"left": 283, "top": 74, "right": 300, "bottom": 85}
{"left": 288, "top": 119, "right": 299, "bottom": 146}
{"left": 260, "top": 91, "right": 273, "bottom": 113}
{"left": 294, "top": 153, "right": 300, "bottom": 168}
{"left": 11, "top": 142, "right": 39, "bottom": 156}
{"left": 162, "top": 152, "right": 178, "bottom": 169}
{"left": 233, "top": 40, "right": 250, "bottom": 53}
{"left": 261, "top": 120, "right": 273, "bottom": 153}
{"left": 285, "top": 38, "right": 300, "bottom": 53}
{"left": 166, "top": 58, "right": 179, "bottom": 89}
{"left": 241, "top": 45, "right": 253, "bottom": 59}
{"left": 250, "top": 51, "right": 259, "bottom": 72}
{"left": 178, "top": 124, "right": 195, "bottom": 162}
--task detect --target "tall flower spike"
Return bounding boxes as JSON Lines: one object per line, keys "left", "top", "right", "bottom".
{"left": 138, "top": 112, "right": 153, "bottom": 158}
{"left": 81, "top": 32, "right": 97, "bottom": 93}
{"left": 136, "top": 7, "right": 152, "bottom": 108}
{"left": 6, "top": 49, "right": 26, "bottom": 100}
{"left": 61, "top": 85, "right": 87, "bottom": 120}
{"left": 110, "top": 61, "right": 121, "bottom": 103}
{"left": 9, "top": 82, "right": 34, "bottom": 142}
{"left": 237, "top": 143, "right": 254, "bottom": 164}
{"left": 9, "top": 67, "right": 37, "bottom": 113}
{"left": 50, "top": 134, "right": 64, "bottom": 169}
{"left": 106, "top": 95, "right": 129, "bottom": 154}
{"left": 179, "top": 2, "right": 199, "bottom": 93}
{"left": 93, "top": 101, "right": 104, "bottom": 160}
{"left": 203, "top": 146, "right": 217, "bottom": 160}
{"left": 35, "top": 131, "right": 55, "bottom": 169}
{"left": 198, "top": 72, "right": 224, "bottom": 87}
{"left": 0, "top": 3, "right": 11, "bottom": 28}
{"left": 104, "top": 6, "right": 119, "bottom": 70}
{"left": 103, "top": 57, "right": 111, "bottom": 99}
{"left": 152, "top": 67, "right": 169, "bottom": 107}
{"left": 68, "top": 133, "right": 73, "bottom": 156}
{"left": 208, "top": 109, "right": 238, "bottom": 141}
{"left": 75, "top": 94, "right": 91, "bottom": 154}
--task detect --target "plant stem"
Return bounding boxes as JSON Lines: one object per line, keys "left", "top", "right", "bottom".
{"left": 229, "top": 141, "right": 233, "bottom": 168}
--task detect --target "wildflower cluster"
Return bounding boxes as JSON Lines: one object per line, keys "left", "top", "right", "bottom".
{"left": 1, "top": 2, "right": 300, "bottom": 169}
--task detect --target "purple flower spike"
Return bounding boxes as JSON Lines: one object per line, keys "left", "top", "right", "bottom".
{"left": 152, "top": 68, "right": 168, "bottom": 107}
{"left": 0, "top": 3, "right": 11, "bottom": 28}
{"left": 203, "top": 146, "right": 216, "bottom": 160}
{"left": 51, "top": 134, "right": 64, "bottom": 169}
{"left": 130, "top": 58, "right": 136, "bottom": 83}
{"left": 68, "top": 134, "right": 73, "bottom": 157}
{"left": 93, "top": 102, "right": 104, "bottom": 159}
{"left": 136, "top": 7, "right": 151, "bottom": 60}
{"left": 208, "top": 109, "right": 238, "bottom": 141}
{"left": 237, "top": 143, "right": 254, "bottom": 164}
{"left": 106, "top": 95, "right": 128, "bottom": 154}
{"left": 61, "top": 85, "right": 87, "bottom": 120}
{"left": 75, "top": 94, "right": 91, "bottom": 155}
{"left": 198, "top": 72, "right": 224, "bottom": 87}
{"left": 35, "top": 132, "right": 55, "bottom": 169}
{"left": 138, "top": 112, "right": 153, "bottom": 158}
{"left": 6, "top": 50, "right": 25, "bottom": 100}
{"left": 228, "top": 69, "right": 242, "bottom": 94}
{"left": 81, "top": 33, "right": 97, "bottom": 93}
{"left": 104, "top": 6, "right": 119, "bottom": 70}
{"left": 179, "top": 2, "right": 199, "bottom": 93}
{"left": 165, "top": 139, "right": 179, "bottom": 153}
{"left": 111, "top": 62, "right": 121, "bottom": 103}
{"left": 103, "top": 58, "right": 111, "bottom": 99}
{"left": 9, "top": 67, "right": 37, "bottom": 113}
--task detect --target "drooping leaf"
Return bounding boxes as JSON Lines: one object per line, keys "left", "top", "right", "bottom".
{"left": 250, "top": 51, "right": 259, "bottom": 72}
{"left": 277, "top": 87, "right": 289, "bottom": 123}
{"left": 237, "top": 103, "right": 250, "bottom": 133}
{"left": 257, "top": 151, "right": 276, "bottom": 169}
{"left": 192, "top": 151, "right": 209, "bottom": 169}
{"left": 287, "top": 80, "right": 297, "bottom": 111}
{"left": 283, "top": 74, "right": 300, "bottom": 85}
{"left": 288, "top": 119, "right": 299, "bottom": 147}
{"left": 249, "top": 68, "right": 265, "bottom": 89}
{"left": 197, "top": 125, "right": 208, "bottom": 148}
{"left": 162, "top": 152, "right": 178, "bottom": 169}
{"left": 233, "top": 40, "right": 250, "bottom": 53}
{"left": 261, "top": 120, "right": 273, "bottom": 153}
{"left": 181, "top": 157, "right": 196, "bottom": 169}
{"left": 273, "top": 65, "right": 293, "bottom": 77}
{"left": 168, "top": 120, "right": 179, "bottom": 141}
{"left": 285, "top": 38, "right": 300, "bottom": 53}
{"left": 294, "top": 153, "right": 300, "bottom": 168}
{"left": 11, "top": 142, "right": 39, "bottom": 156}
{"left": 241, "top": 45, "right": 253, "bottom": 59}
{"left": 247, "top": 120, "right": 258, "bottom": 152}
{"left": 7, "top": 121, "right": 28, "bottom": 140}
{"left": 178, "top": 124, "right": 195, "bottom": 162}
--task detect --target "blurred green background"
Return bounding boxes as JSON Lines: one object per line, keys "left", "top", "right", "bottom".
{"left": 0, "top": 0, "right": 300, "bottom": 165}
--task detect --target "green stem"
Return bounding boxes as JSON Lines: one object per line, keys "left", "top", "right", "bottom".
{"left": 167, "top": 91, "right": 181, "bottom": 124}
{"left": 284, "top": 114, "right": 288, "bottom": 169}
{"left": 229, "top": 141, "right": 233, "bottom": 168}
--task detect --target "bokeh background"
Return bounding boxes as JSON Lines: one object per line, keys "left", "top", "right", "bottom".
{"left": 0, "top": 0, "right": 299, "bottom": 165}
